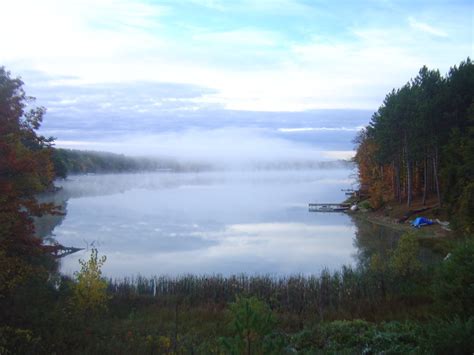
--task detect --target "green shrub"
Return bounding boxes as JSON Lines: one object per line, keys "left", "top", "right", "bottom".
{"left": 433, "top": 239, "right": 474, "bottom": 316}
{"left": 219, "top": 296, "right": 285, "bottom": 354}
{"left": 421, "top": 317, "right": 474, "bottom": 354}
{"left": 390, "top": 232, "right": 422, "bottom": 279}
{"left": 72, "top": 248, "right": 108, "bottom": 316}
{"left": 0, "top": 326, "right": 41, "bottom": 355}
{"left": 457, "top": 182, "right": 474, "bottom": 234}
{"left": 359, "top": 200, "right": 372, "bottom": 210}
{"left": 292, "top": 320, "right": 421, "bottom": 353}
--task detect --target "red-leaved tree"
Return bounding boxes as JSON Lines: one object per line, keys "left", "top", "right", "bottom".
{"left": 0, "top": 67, "right": 58, "bottom": 299}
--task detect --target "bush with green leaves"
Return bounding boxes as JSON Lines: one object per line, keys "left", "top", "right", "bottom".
{"left": 219, "top": 296, "right": 286, "bottom": 354}
{"left": 433, "top": 239, "right": 474, "bottom": 317}
{"left": 457, "top": 182, "right": 474, "bottom": 234}
{"left": 358, "top": 200, "right": 372, "bottom": 210}
{"left": 0, "top": 326, "right": 41, "bottom": 355}
{"left": 72, "top": 248, "right": 108, "bottom": 316}
{"left": 291, "top": 320, "right": 418, "bottom": 353}
{"left": 390, "top": 232, "right": 422, "bottom": 279}
{"left": 291, "top": 318, "right": 474, "bottom": 354}
{"left": 421, "top": 317, "right": 474, "bottom": 354}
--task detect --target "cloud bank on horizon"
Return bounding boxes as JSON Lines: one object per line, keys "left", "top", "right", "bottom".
{"left": 0, "top": 0, "right": 471, "bottom": 159}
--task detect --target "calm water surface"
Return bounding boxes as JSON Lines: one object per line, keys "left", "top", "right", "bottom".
{"left": 40, "top": 169, "right": 381, "bottom": 277}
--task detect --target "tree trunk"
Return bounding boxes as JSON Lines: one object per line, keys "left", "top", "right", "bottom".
{"left": 396, "top": 161, "right": 401, "bottom": 203}
{"left": 427, "top": 157, "right": 432, "bottom": 194}
{"left": 407, "top": 160, "right": 412, "bottom": 208}
{"left": 380, "top": 276, "right": 386, "bottom": 301}
{"left": 404, "top": 132, "right": 412, "bottom": 208}
{"left": 433, "top": 152, "right": 441, "bottom": 207}
{"left": 392, "top": 161, "right": 396, "bottom": 200}
{"left": 422, "top": 158, "right": 427, "bottom": 205}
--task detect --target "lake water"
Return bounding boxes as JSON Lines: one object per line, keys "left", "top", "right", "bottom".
{"left": 38, "top": 169, "right": 392, "bottom": 278}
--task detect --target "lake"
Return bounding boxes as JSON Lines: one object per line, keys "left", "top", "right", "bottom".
{"left": 37, "top": 168, "right": 401, "bottom": 278}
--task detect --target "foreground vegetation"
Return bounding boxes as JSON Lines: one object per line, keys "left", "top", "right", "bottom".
{"left": 2, "top": 237, "right": 473, "bottom": 353}
{"left": 1, "top": 63, "right": 473, "bottom": 353}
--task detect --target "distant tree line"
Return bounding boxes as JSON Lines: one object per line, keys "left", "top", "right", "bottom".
{"left": 51, "top": 149, "right": 212, "bottom": 177}
{"left": 251, "top": 159, "right": 354, "bottom": 170}
{"left": 51, "top": 148, "right": 353, "bottom": 177}
{"left": 354, "top": 58, "right": 474, "bottom": 232}
{"left": 52, "top": 149, "right": 168, "bottom": 177}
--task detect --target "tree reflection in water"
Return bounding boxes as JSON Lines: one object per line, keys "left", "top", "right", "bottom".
{"left": 351, "top": 215, "right": 442, "bottom": 269}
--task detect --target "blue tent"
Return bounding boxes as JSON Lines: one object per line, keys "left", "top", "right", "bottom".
{"left": 411, "top": 217, "right": 433, "bottom": 228}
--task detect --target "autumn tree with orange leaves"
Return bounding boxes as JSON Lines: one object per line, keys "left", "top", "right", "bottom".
{"left": 0, "top": 67, "right": 59, "bottom": 304}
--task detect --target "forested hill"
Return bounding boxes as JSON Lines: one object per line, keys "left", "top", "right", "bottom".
{"left": 51, "top": 148, "right": 214, "bottom": 176}
{"left": 354, "top": 58, "right": 473, "bottom": 232}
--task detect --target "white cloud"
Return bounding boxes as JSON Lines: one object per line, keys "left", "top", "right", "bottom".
{"left": 185, "top": 0, "right": 317, "bottom": 15}
{"left": 192, "top": 28, "right": 280, "bottom": 47}
{"left": 1, "top": 0, "right": 470, "bottom": 112}
{"left": 278, "top": 127, "right": 362, "bottom": 133}
{"left": 408, "top": 17, "right": 448, "bottom": 38}
{"left": 0, "top": 0, "right": 166, "bottom": 79}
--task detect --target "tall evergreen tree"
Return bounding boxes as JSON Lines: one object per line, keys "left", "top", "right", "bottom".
{"left": 354, "top": 58, "right": 474, "bottom": 231}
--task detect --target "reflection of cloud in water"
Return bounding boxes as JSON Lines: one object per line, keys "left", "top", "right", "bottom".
{"left": 60, "top": 222, "right": 356, "bottom": 277}
{"left": 57, "top": 169, "right": 353, "bottom": 199}
{"left": 53, "top": 169, "right": 358, "bottom": 277}
{"left": 200, "top": 223, "right": 355, "bottom": 269}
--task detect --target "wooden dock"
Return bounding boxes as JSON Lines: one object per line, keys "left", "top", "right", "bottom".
{"left": 308, "top": 203, "right": 350, "bottom": 212}
{"left": 43, "top": 244, "right": 84, "bottom": 258}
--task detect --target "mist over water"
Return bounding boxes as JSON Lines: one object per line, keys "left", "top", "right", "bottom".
{"left": 38, "top": 109, "right": 372, "bottom": 277}
{"left": 48, "top": 168, "right": 359, "bottom": 277}
{"left": 46, "top": 109, "right": 370, "bottom": 167}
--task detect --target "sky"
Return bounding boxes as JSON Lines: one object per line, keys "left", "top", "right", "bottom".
{"left": 1, "top": 0, "right": 472, "bottom": 162}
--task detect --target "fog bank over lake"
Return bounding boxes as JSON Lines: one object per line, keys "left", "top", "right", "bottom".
{"left": 43, "top": 109, "right": 370, "bottom": 166}
{"left": 35, "top": 105, "right": 377, "bottom": 277}
{"left": 46, "top": 168, "right": 362, "bottom": 277}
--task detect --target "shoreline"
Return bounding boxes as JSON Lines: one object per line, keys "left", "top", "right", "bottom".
{"left": 349, "top": 211, "right": 409, "bottom": 232}
{"left": 347, "top": 208, "right": 452, "bottom": 240}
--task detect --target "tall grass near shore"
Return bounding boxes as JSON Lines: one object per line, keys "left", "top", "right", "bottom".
{"left": 2, "top": 235, "right": 472, "bottom": 354}
{"left": 106, "top": 265, "right": 430, "bottom": 322}
{"left": 103, "top": 233, "right": 438, "bottom": 323}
